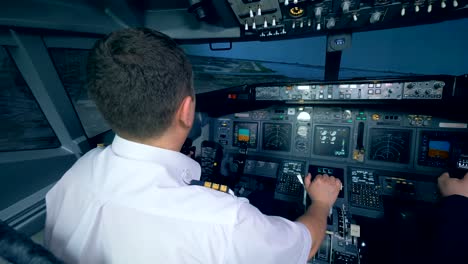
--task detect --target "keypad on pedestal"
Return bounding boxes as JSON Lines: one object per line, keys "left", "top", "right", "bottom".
{"left": 350, "top": 183, "right": 381, "bottom": 210}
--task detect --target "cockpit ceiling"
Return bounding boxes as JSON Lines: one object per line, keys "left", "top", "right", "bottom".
{"left": 0, "top": 1, "right": 467, "bottom": 41}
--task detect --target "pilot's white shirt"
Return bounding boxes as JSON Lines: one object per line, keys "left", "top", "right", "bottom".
{"left": 44, "top": 135, "right": 311, "bottom": 264}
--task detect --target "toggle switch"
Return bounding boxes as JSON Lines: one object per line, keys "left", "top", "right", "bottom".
{"left": 441, "top": 1, "right": 447, "bottom": 8}
{"left": 294, "top": 0, "right": 298, "bottom": 4}
{"left": 401, "top": 7, "right": 406, "bottom": 16}
{"left": 300, "top": 20, "right": 304, "bottom": 28}
{"left": 353, "top": 13, "right": 358, "bottom": 21}
{"left": 252, "top": 21, "right": 256, "bottom": 29}
{"left": 315, "top": 6, "right": 323, "bottom": 20}
{"left": 453, "top": 0, "right": 459, "bottom": 7}
{"left": 342, "top": 1, "right": 351, "bottom": 13}
{"left": 307, "top": 19, "right": 311, "bottom": 27}
{"left": 264, "top": 18, "right": 268, "bottom": 28}
{"left": 370, "top": 12, "right": 381, "bottom": 24}
{"left": 272, "top": 17, "right": 277, "bottom": 26}
{"left": 427, "top": 4, "right": 432, "bottom": 13}
{"left": 245, "top": 21, "right": 248, "bottom": 30}
{"left": 316, "top": 23, "right": 321, "bottom": 31}
{"left": 315, "top": 7, "right": 323, "bottom": 19}
{"left": 326, "top": 17, "right": 336, "bottom": 29}
{"left": 257, "top": 6, "right": 262, "bottom": 16}
{"left": 249, "top": 8, "right": 254, "bottom": 18}
{"left": 415, "top": 5, "right": 420, "bottom": 12}
{"left": 285, "top": 0, "right": 289, "bottom": 6}
{"left": 292, "top": 22, "right": 296, "bottom": 29}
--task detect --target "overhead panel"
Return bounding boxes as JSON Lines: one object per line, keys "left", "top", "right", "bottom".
{"left": 225, "top": 0, "right": 468, "bottom": 40}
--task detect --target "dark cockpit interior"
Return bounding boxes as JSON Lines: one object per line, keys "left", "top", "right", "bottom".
{"left": 1, "top": 0, "right": 468, "bottom": 263}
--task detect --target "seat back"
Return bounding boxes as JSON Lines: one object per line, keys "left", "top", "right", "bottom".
{"left": 0, "top": 221, "right": 63, "bottom": 264}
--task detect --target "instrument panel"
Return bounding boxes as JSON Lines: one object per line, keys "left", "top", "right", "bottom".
{"left": 209, "top": 104, "right": 467, "bottom": 264}
{"left": 212, "top": 105, "right": 468, "bottom": 215}
{"left": 254, "top": 80, "right": 447, "bottom": 102}
{"left": 213, "top": 106, "right": 468, "bottom": 169}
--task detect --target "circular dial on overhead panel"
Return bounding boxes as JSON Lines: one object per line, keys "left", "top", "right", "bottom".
{"left": 262, "top": 123, "right": 292, "bottom": 152}
{"left": 289, "top": 6, "right": 305, "bottom": 18}
{"left": 369, "top": 129, "right": 412, "bottom": 164}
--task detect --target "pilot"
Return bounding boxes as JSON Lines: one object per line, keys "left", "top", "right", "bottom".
{"left": 44, "top": 28, "right": 342, "bottom": 264}
{"left": 434, "top": 172, "right": 468, "bottom": 264}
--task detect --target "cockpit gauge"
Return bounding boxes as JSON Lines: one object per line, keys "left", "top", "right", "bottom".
{"left": 251, "top": 110, "right": 268, "bottom": 120}
{"left": 289, "top": 6, "right": 305, "bottom": 18}
{"left": 297, "top": 125, "right": 308, "bottom": 137}
{"left": 343, "top": 110, "right": 352, "bottom": 120}
{"left": 369, "top": 129, "right": 412, "bottom": 164}
{"left": 297, "top": 111, "right": 311, "bottom": 122}
{"left": 314, "top": 126, "right": 350, "bottom": 157}
{"left": 262, "top": 123, "right": 292, "bottom": 152}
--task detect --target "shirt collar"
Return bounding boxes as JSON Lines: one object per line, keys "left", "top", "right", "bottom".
{"left": 110, "top": 135, "right": 201, "bottom": 184}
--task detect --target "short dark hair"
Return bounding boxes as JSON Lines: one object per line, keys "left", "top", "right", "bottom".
{"left": 87, "top": 28, "right": 193, "bottom": 139}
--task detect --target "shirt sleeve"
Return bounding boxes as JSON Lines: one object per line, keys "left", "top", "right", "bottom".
{"left": 433, "top": 195, "right": 468, "bottom": 264}
{"left": 225, "top": 199, "right": 312, "bottom": 264}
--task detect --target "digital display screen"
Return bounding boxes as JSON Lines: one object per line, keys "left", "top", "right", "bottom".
{"left": 309, "top": 165, "right": 344, "bottom": 198}
{"left": 233, "top": 122, "right": 257, "bottom": 148}
{"left": 313, "top": 126, "right": 350, "bottom": 157}
{"left": 262, "top": 123, "right": 292, "bottom": 152}
{"left": 369, "top": 129, "right": 412, "bottom": 164}
{"left": 417, "top": 131, "right": 468, "bottom": 168}
{"left": 428, "top": 141, "right": 450, "bottom": 159}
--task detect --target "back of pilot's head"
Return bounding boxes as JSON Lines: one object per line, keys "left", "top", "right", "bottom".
{"left": 87, "top": 27, "right": 193, "bottom": 140}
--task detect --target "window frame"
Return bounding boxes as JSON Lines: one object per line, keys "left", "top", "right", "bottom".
{"left": 0, "top": 45, "right": 62, "bottom": 152}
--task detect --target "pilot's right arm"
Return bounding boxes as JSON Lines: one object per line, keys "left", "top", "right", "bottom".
{"left": 225, "top": 173, "right": 341, "bottom": 264}
{"left": 433, "top": 172, "right": 468, "bottom": 263}
{"left": 225, "top": 201, "right": 312, "bottom": 264}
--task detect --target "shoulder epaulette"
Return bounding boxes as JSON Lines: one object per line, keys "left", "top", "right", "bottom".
{"left": 189, "top": 180, "right": 233, "bottom": 194}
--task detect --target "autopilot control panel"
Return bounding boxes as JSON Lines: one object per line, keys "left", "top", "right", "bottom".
{"left": 206, "top": 104, "right": 468, "bottom": 264}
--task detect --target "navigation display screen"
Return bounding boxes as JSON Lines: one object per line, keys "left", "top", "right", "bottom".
{"left": 262, "top": 123, "right": 292, "bottom": 152}
{"left": 313, "top": 126, "right": 350, "bottom": 157}
{"left": 233, "top": 122, "right": 258, "bottom": 148}
{"left": 369, "top": 129, "right": 412, "bottom": 164}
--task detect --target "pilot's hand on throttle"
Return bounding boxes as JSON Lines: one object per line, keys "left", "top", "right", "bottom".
{"left": 438, "top": 172, "right": 468, "bottom": 198}
{"left": 304, "top": 173, "right": 341, "bottom": 209}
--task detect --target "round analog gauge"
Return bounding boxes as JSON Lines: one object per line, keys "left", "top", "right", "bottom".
{"left": 297, "top": 125, "right": 308, "bottom": 137}
{"left": 297, "top": 111, "right": 311, "bottom": 122}
{"left": 321, "top": 130, "right": 328, "bottom": 136}
{"left": 295, "top": 139, "right": 308, "bottom": 152}
{"left": 289, "top": 6, "right": 305, "bottom": 18}
{"left": 343, "top": 110, "right": 352, "bottom": 120}
{"left": 330, "top": 131, "right": 337, "bottom": 136}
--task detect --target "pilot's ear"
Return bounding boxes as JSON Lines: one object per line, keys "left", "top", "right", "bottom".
{"left": 177, "top": 96, "right": 195, "bottom": 129}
